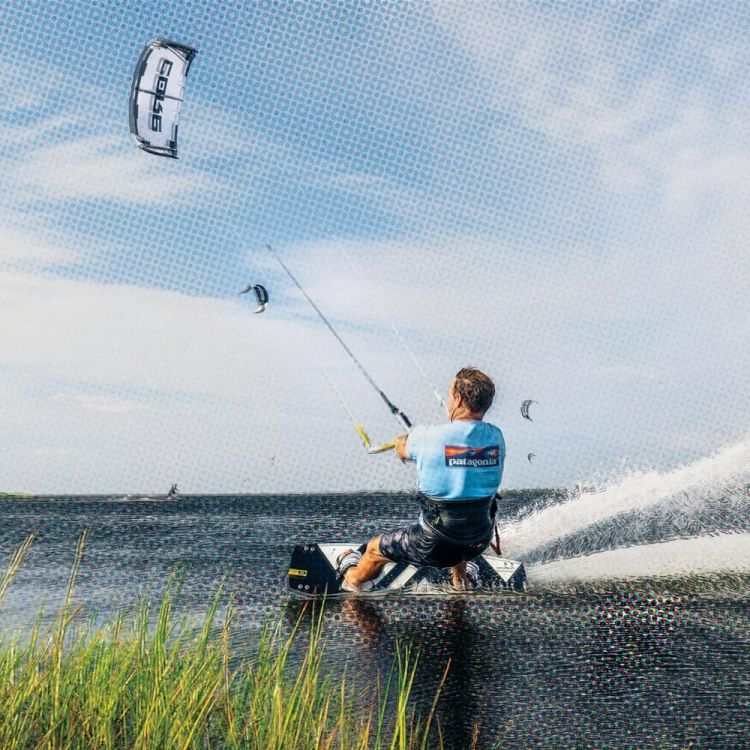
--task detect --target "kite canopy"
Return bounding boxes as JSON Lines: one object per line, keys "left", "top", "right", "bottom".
{"left": 254, "top": 284, "right": 269, "bottom": 307}
{"left": 240, "top": 283, "right": 269, "bottom": 314}
{"left": 129, "top": 38, "right": 198, "bottom": 158}
{"left": 520, "top": 399, "right": 537, "bottom": 421}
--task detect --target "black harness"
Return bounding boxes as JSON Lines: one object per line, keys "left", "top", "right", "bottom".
{"left": 418, "top": 494, "right": 498, "bottom": 546}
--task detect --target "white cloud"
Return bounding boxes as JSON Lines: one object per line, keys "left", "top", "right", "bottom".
{"left": 430, "top": 3, "right": 750, "bottom": 219}
{"left": 0, "top": 268, "right": 419, "bottom": 493}
{"left": 57, "top": 393, "right": 148, "bottom": 414}
{"left": 0, "top": 222, "right": 77, "bottom": 266}
{"left": 2, "top": 209, "right": 749, "bottom": 493}
{"left": 1, "top": 114, "right": 78, "bottom": 148}
{"left": 13, "top": 135, "right": 221, "bottom": 205}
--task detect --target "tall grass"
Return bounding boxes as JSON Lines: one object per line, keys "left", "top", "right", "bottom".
{"left": 0, "top": 534, "right": 445, "bottom": 750}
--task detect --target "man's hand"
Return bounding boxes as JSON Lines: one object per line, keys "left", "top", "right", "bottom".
{"left": 394, "top": 433, "right": 410, "bottom": 461}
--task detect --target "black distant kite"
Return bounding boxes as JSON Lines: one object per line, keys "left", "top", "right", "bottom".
{"left": 521, "top": 400, "right": 537, "bottom": 421}
{"left": 240, "top": 283, "right": 269, "bottom": 314}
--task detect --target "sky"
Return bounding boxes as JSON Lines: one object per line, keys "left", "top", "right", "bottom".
{"left": 1, "top": 1, "right": 749, "bottom": 494}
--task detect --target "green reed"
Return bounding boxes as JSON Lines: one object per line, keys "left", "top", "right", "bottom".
{"left": 0, "top": 534, "right": 445, "bottom": 750}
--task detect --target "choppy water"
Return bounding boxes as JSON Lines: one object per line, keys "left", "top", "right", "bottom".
{"left": 2, "top": 474, "right": 750, "bottom": 748}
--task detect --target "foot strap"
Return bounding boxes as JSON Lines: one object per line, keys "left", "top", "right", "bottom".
{"left": 335, "top": 550, "right": 362, "bottom": 579}
{"left": 466, "top": 560, "right": 481, "bottom": 587}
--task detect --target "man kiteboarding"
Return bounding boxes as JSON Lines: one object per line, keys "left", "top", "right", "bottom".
{"left": 337, "top": 367, "right": 505, "bottom": 592}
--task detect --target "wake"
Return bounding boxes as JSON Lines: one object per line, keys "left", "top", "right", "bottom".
{"left": 501, "top": 437, "right": 750, "bottom": 578}
{"left": 528, "top": 533, "right": 750, "bottom": 582}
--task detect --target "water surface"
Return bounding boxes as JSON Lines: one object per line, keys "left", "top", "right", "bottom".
{"left": 1, "top": 492, "right": 748, "bottom": 749}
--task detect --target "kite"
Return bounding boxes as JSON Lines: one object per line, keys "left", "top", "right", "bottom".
{"left": 521, "top": 399, "right": 537, "bottom": 421}
{"left": 240, "top": 283, "right": 269, "bottom": 314}
{"left": 129, "top": 38, "right": 198, "bottom": 158}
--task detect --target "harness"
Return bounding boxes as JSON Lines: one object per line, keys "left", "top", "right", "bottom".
{"left": 418, "top": 494, "right": 499, "bottom": 546}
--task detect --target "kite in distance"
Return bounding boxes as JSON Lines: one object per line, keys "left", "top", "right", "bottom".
{"left": 129, "top": 38, "right": 198, "bottom": 158}
{"left": 240, "top": 283, "right": 269, "bottom": 314}
{"left": 521, "top": 400, "right": 537, "bottom": 421}
{"left": 527, "top": 453, "right": 536, "bottom": 463}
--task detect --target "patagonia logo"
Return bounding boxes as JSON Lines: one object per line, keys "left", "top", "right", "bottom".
{"left": 445, "top": 445, "right": 500, "bottom": 468}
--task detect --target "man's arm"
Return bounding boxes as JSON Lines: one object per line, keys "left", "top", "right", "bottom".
{"left": 394, "top": 433, "right": 410, "bottom": 461}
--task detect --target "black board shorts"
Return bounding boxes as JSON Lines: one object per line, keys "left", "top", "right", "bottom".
{"left": 379, "top": 522, "right": 490, "bottom": 568}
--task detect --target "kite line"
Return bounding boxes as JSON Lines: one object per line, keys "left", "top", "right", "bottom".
{"left": 268, "top": 244, "right": 412, "bottom": 433}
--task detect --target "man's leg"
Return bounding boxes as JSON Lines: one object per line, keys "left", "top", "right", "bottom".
{"left": 343, "top": 536, "right": 392, "bottom": 588}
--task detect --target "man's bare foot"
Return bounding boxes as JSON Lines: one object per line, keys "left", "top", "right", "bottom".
{"left": 450, "top": 560, "right": 481, "bottom": 591}
{"left": 451, "top": 561, "right": 469, "bottom": 590}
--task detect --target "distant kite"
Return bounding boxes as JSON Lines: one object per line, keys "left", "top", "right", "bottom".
{"left": 521, "top": 400, "right": 537, "bottom": 421}
{"left": 240, "top": 283, "right": 269, "bottom": 314}
{"left": 527, "top": 453, "right": 536, "bottom": 463}
{"left": 129, "top": 38, "right": 198, "bottom": 158}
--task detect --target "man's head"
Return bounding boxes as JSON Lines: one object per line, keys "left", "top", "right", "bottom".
{"left": 448, "top": 367, "right": 495, "bottom": 419}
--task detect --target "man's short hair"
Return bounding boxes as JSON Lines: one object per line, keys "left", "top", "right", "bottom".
{"left": 453, "top": 367, "right": 495, "bottom": 413}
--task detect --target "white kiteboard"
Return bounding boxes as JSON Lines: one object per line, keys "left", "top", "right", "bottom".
{"left": 287, "top": 543, "right": 526, "bottom": 598}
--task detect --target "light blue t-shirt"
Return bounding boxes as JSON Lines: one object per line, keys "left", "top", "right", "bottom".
{"left": 406, "top": 420, "right": 505, "bottom": 500}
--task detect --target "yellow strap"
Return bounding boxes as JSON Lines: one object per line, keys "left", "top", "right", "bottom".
{"left": 324, "top": 370, "right": 395, "bottom": 455}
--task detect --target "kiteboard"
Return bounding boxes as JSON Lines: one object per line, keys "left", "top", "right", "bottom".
{"left": 288, "top": 543, "right": 526, "bottom": 599}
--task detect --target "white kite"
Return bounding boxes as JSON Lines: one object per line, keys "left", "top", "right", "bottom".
{"left": 129, "top": 38, "right": 198, "bottom": 158}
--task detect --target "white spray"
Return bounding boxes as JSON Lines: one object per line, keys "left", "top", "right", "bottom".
{"left": 529, "top": 532, "right": 750, "bottom": 582}
{"left": 501, "top": 437, "right": 750, "bottom": 558}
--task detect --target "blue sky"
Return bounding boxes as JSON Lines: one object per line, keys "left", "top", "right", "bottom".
{"left": 1, "top": 1, "right": 749, "bottom": 493}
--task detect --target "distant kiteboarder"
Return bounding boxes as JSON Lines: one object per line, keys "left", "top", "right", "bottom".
{"left": 521, "top": 400, "right": 537, "bottom": 421}
{"left": 167, "top": 483, "right": 179, "bottom": 498}
{"left": 240, "top": 283, "right": 269, "bottom": 314}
